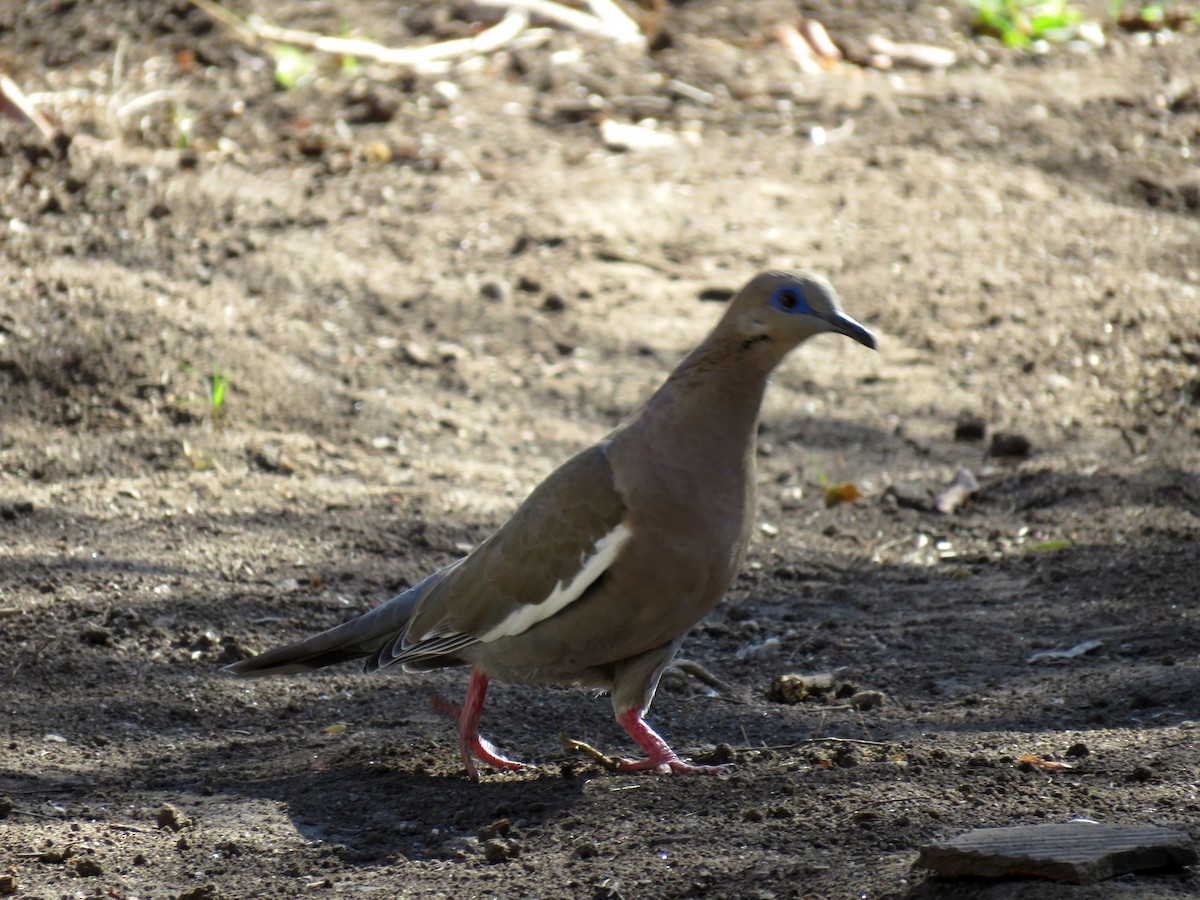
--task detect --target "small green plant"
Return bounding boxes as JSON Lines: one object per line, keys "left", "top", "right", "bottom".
{"left": 338, "top": 20, "right": 361, "bottom": 75}
{"left": 178, "top": 361, "right": 229, "bottom": 429}
{"left": 205, "top": 366, "right": 229, "bottom": 428}
{"left": 1110, "top": 1, "right": 1200, "bottom": 29}
{"left": 172, "top": 106, "right": 195, "bottom": 150}
{"left": 968, "top": 0, "right": 1084, "bottom": 46}
{"left": 175, "top": 364, "right": 228, "bottom": 471}
{"left": 272, "top": 43, "right": 316, "bottom": 89}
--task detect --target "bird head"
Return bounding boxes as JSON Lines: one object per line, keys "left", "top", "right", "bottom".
{"left": 717, "top": 270, "right": 876, "bottom": 353}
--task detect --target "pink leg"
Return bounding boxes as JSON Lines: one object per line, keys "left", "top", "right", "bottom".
{"left": 613, "top": 708, "right": 727, "bottom": 775}
{"left": 430, "top": 667, "right": 528, "bottom": 780}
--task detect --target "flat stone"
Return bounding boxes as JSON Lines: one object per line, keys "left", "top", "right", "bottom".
{"left": 884, "top": 481, "right": 933, "bottom": 512}
{"left": 918, "top": 822, "right": 1197, "bottom": 884}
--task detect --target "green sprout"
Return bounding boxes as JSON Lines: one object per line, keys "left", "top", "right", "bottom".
{"left": 205, "top": 367, "right": 228, "bottom": 427}
{"left": 1029, "top": 539, "right": 1073, "bottom": 552}
{"left": 338, "top": 19, "right": 361, "bottom": 75}
{"left": 272, "top": 43, "right": 316, "bottom": 89}
{"left": 178, "top": 361, "right": 229, "bottom": 429}
{"left": 968, "top": 0, "right": 1084, "bottom": 46}
{"left": 173, "top": 107, "right": 195, "bottom": 150}
{"left": 1110, "top": 1, "right": 1200, "bottom": 28}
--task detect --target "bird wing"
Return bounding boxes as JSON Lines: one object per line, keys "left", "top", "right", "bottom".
{"left": 377, "top": 442, "right": 630, "bottom": 668}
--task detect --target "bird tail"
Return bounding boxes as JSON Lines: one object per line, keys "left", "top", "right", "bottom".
{"left": 223, "top": 571, "right": 439, "bottom": 677}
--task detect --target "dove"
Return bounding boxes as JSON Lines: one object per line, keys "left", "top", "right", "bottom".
{"left": 226, "top": 270, "right": 876, "bottom": 778}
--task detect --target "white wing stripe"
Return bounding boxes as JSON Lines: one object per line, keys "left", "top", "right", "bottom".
{"left": 476, "top": 522, "right": 632, "bottom": 642}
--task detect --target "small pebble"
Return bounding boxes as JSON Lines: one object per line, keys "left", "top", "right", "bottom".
{"left": 954, "top": 413, "right": 987, "bottom": 441}
{"left": 73, "top": 858, "right": 103, "bottom": 877}
{"left": 850, "top": 690, "right": 886, "bottom": 710}
{"left": 157, "top": 803, "right": 187, "bottom": 832}
{"left": 989, "top": 432, "right": 1032, "bottom": 458}
{"left": 79, "top": 626, "right": 111, "bottom": 646}
{"left": 698, "top": 286, "right": 735, "bottom": 303}
{"left": 480, "top": 280, "right": 510, "bottom": 302}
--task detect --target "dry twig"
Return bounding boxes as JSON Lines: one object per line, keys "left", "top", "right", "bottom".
{"left": 559, "top": 734, "right": 624, "bottom": 770}
{"left": 0, "top": 74, "right": 62, "bottom": 144}
{"left": 474, "top": 0, "right": 644, "bottom": 47}
{"left": 190, "top": 0, "right": 535, "bottom": 70}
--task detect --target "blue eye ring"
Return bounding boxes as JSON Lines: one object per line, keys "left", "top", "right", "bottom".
{"left": 770, "top": 286, "right": 810, "bottom": 314}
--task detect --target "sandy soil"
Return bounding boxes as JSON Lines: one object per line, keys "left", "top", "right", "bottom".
{"left": 1, "top": 1, "right": 1199, "bottom": 897}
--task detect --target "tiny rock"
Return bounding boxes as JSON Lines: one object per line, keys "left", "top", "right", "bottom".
{"left": 79, "top": 626, "right": 112, "bottom": 646}
{"left": 850, "top": 690, "right": 886, "bottom": 710}
{"left": 600, "top": 119, "right": 680, "bottom": 153}
{"left": 769, "top": 672, "right": 834, "bottom": 703}
{"left": 157, "top": 803, "right": 188, "bottom": 832}
{"left": 954, "top": 413, "right": 987, "bottom": 441}
{"left": 482, "top": 838, "right": 519, "bottom": 863}
{"left": 884, "top": 481, "right": 932, "bottom": 512}
{"left": 73, "top": 857, "right": 103, "bottom": 877}
{"left": 402, "top": 342, "right": 435, "bottom": 367}
{"left": 934, "top": 468, "right": 979, "bottom": 515}
{"left": 989, "top": 432, "right": 1033, "bottom": 458}
{"left": 698, "top": 286, "right": 735, "bottom": 303}
{"left": 255, "top": 442, "right": 294, "bottom": 474}
{"left": 866, "top": 34, "right": 956, "bottom": 69}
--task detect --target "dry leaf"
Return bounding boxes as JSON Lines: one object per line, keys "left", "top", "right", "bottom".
{"left": 824, "top": 482, "right": 861, "bottom": 508}
{"left": 1019, "top": 754, "right": 1074, "bottom": 771}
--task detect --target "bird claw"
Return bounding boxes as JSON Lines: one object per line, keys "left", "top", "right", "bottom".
{"left": 613, "top": 755, "right": 729, "bottom": 775}
{"left": 560, "top": 734, "right": 727, "bottom": 775}
{"left": 462, "top": 737, "right": 531, "bottom": 780}
{"left": 432, "top": 675, "right": 534, "bottom": 779}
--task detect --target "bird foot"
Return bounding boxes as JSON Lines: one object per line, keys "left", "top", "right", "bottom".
{"left": 431, "top": 678, "right": 532, "bottom": 780}
{"left": 463, "top": 732, "right": 530, "bottom": 778}
{"left": 560, "top": 734, "right": 727, "bottom": 775}
{"left": 613, "top": 754, "right": 728, "bottom": 775}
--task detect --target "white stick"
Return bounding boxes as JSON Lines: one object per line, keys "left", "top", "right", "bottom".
{"left": 474, "top": 0, "right": 642, "bottom": 46}
{"left": 0, "top": 74, "right": 59, "bottom": 141}
{"left": 190, "top": 0, "right": 530, "bottom": 69}
{"left": 247, "top": 10, "right": 529, "bottom": 65}
{"left": 585, "top": 0, "right": 644, "bottom": 46}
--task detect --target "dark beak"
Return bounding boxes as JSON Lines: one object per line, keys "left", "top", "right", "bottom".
{"left": 829, "top": 311, "right": 877, "bottom": 350}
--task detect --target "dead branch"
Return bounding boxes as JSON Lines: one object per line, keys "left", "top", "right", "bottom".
{"left": 190, "top": 0, "right": 533, "bottom": 70}
{"left": 473, "top": 0, "right": 644, "bottom": 47}
{"left": 0, "top": 74, "right": 61, "bottom": 143}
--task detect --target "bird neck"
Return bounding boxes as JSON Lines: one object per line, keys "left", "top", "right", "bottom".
{"left": 627, "top": 332, "right": 785, "bottom": 466}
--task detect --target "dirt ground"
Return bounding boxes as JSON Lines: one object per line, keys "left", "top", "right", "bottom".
{"left": 2, "top": 1, "right": 1199, "bottom": 897}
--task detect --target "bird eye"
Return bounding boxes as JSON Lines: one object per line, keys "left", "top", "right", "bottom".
{"left": 770, "top": 286, "right": 807, "bottom": 313}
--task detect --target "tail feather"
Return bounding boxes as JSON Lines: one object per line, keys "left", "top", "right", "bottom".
{"left": 223, "top": 577, "right": 430, "bottom": 677}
